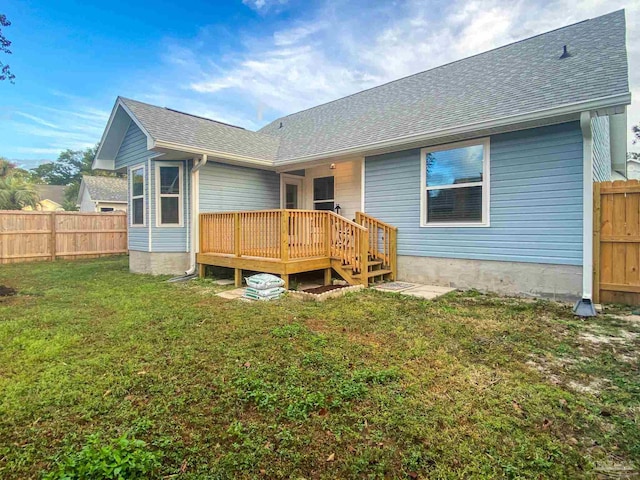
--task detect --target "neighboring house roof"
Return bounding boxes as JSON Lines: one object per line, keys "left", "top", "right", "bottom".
{"left": 120, "top": 98, "right": 281, "bottom": 162}
{"left": 34, "top": 184, "right": 66, "bottom": 206}
{"left": 80, "top": 175, "right": 128, "bottom": 203}
{"left": 95, "top": 10, "right": 630, "bottom": 169}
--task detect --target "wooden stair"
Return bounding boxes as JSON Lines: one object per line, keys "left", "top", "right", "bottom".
{"left": 331, "top": 255, "right": 395, "bottom": 287}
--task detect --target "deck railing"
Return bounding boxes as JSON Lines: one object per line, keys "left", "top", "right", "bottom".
{"left": 356, "top": 212, "right": 398, "bottom": 277}
{"left": 199, "top": 209, "right": 369, "bottom": 272}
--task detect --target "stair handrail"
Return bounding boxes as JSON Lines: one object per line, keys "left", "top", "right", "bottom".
{"left": 355, "top": 212, "right": 397, "bottom": 281}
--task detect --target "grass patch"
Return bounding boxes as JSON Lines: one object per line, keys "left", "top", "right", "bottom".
{"left": 0, "top": 257, "right": 638, "bottom": 478}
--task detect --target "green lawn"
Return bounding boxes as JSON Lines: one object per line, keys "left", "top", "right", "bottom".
{"left": 0, "top": 257, "right": 638, "bottom": 479}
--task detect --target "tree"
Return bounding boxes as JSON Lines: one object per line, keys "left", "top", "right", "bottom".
{"left": 29, "top": 145, "right": 120, "bottom": 210}
{"left": 0, "top": 157, "right": 16, "bottom": 177}
{"left": 630, "top": 123, "right": 640, "bottom": 161}
{"left": 0, "top": 176, "right": 39, "bottom": 210}
{"left": 0, "top": 14, "right": 15, "bottom": 83}
{"left": 0, "top": 156, "right": 33, "bottom": 180}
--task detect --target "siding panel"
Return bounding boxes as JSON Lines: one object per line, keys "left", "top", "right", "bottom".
{"left": 365, "top": 122, "right": 584, "bottom": 265}
{"left": 115, "top": 122, "right": 150, "bottom": 251}
{"left": 115, "top": 121, "right": 148, "bottom": 169}
{"left": 199, "top": 162, "right": 280, "bottom": 212}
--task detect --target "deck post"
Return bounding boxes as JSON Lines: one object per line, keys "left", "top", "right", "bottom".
{"left": 360, "top": 228, "right": 369, "bottom": 287}
{"left": 324, "top": 268, "right": 332, "bottom": 286}
{"left": 234, "top": 212, "right": 241, "bottom": 257}
{"left": 325, "top": 213, "right": 331, "bottom": 257}
{"left": 198, "top": 263, "right": 205, "bottom": 278}
{"left": 234, "top": 268, "right": 242, "bottom": 287}
{"left": 389, "top": 228, "right": 397, "bottom": 281}
{"left": 280, "top": 210, "right": 289, "bottom": 261}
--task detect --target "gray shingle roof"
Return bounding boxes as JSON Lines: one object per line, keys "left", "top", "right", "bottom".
{"left": 82, "top": 175, "right": 128, "bottom": 202}
{"left": 259, "top": 9, "right": 629, "bottom": 162}
{"left": 35, "top": 185, "right": 66, "bottom": 205}
{"left": 120, "top": 98, "right": 281, "bottom": 161}
{"left": 116, "top": 10, "right": 629, "bottom": 165}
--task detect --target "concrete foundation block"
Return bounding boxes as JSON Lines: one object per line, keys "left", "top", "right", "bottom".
{"left": 129, "top": 250, "right": 190, "bottom": 275}
{"left": 397, "top": 256, "right": 582, "bottom": 301}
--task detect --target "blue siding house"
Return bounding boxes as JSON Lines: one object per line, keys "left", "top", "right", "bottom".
{"left": 94, "top": 10, "right": 630, "bottom": 305}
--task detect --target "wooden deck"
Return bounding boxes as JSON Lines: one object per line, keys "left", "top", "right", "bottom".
{"left": 197, "top": 209, "right": 397, "bottom": 288}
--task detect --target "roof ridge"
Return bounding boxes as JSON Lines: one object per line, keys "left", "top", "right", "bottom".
{"left": 260, "top": 9, "right": 624, "bottom": 129}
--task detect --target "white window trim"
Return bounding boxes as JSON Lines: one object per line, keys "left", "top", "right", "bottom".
{"left": 420, "top": 137, "right": 491, "bottom": 228}
{"left": 280, "top": 173, "right": 304, "bottom": 209}
{"left": 129, "top": 163, "right": 146, "bottom": 228}
{"left": 155, "top": 161, "right": 184, "bottom": 228}
{"left": 312, "top": 175, "right": 335, "bottom": 209}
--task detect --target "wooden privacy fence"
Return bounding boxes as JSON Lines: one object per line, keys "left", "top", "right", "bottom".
{"left": 0, "top": 211, "right": 128, "bottom": 264}
{"left": 593, "top": 180, "right": 640, "bottom": 305}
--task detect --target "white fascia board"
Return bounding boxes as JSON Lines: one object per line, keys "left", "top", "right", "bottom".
{"left": 93, "top": 98, "right": 120, "bottom": 169}
{"left": 94, "top": 97, "right": 156, "bottom": 169}
{"left": 274, "top": 92, "right": 632, "bottom": 167}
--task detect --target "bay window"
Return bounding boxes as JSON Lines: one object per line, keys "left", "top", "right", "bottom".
{"left": 130, "top": 165, "right": 145, "bottom": 226}
{"left": 156, "top": 163, "right": 183, "bottom": 226}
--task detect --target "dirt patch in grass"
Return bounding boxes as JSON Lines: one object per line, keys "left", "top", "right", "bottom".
{"left": 0, "top": 285, "right": 17, "bottom": 297}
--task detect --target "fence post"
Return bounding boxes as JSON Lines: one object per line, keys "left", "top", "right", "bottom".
{"left": 280, "top": 210, "right": 289, "bottom": 261}
{"left": 50, "top": 211, "right": 57, "bottom": 261}
{"left": 592, "top": 182, "right": 601, "bottom": 304}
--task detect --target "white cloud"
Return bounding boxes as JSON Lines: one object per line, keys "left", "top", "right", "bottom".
{"left": 160, "top": 0, "right": 639, "bottom": 150}
{"left": 242, "top": 0, "right": 289, "bottom": 13}
{"left": 8, "top": 100, "right": 110, "bottom": 160}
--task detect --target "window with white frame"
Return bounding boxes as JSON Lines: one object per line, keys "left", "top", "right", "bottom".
{"left": 156, "top": 163, "right": 183, "bottom": 226}
{"left": 420, "top": 138, "right": 490, "bottom": 226}
{"left": 130, "top": 165, "right": 145, "bottom": 226}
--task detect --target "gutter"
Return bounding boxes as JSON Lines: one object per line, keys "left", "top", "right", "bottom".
{"left": 153, "top": 140, "right": 274, "bottom": 168}
{"left": 274, "top": 93, "right": 631, "bottom": 167}
{"left": 185, "top": 154, "right": 208, "bottom": 275}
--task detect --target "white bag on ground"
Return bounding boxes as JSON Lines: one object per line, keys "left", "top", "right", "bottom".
{"left": 245, "top": 273, "right": 285, "bottom": 290}
{"left": 245, "top": 286, "right": 285, "bottom": 297}
{"left": 243, "top": 287, "right": 285, "bottom": 301}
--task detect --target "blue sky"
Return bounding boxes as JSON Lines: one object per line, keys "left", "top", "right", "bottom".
{"left": 1, "top": 0, "right": 639, "bottom": 168}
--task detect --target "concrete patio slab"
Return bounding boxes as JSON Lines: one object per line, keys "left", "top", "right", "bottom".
{"left": 373, "top": 281, "right": 420, "bottom": 292}
{"left": 374, "top": 282, "right": 455, "bottom": 300}
{"left": 400, "top": 284, "right": 456, "bottom": 300}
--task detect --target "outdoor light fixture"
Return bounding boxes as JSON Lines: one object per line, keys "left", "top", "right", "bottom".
{"left": 329, "top": 163, "right": 336, "bottom": 170}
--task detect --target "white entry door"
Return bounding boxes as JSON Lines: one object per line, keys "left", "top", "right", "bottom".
{"left": 281, "top": 175, "right": 303, "bottom": 209}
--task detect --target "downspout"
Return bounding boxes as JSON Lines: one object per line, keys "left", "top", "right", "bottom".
{"left": 573, "top": 111, "right": 597, "bottom": 316}
{"left": 184, "top": 154, "right": 208, "bottom": 275}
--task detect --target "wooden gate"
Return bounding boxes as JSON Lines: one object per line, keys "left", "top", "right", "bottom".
{"left": 593, "top": 180, "right": 640, "bottom": 305}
